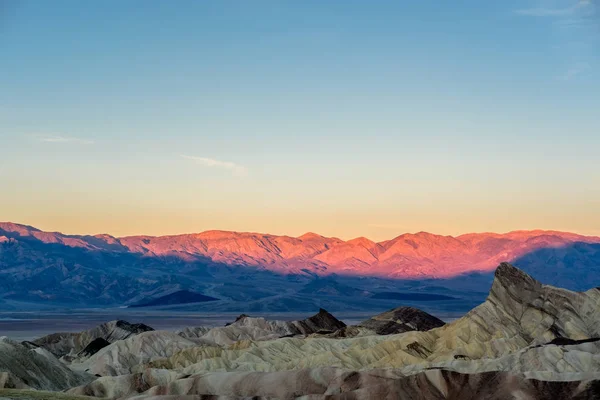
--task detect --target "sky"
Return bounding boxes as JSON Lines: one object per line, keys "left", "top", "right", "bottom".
{"left": 0, "top": 0, "right": 599, "bottom": 241}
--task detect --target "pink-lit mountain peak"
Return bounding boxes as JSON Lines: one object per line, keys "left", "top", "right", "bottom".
{"left": 298, "top": 232, "right": 325, "bottom": 240}
{"left": 1, "top": 222, "right": 599, "bottom": 279}
{"left": 346, "top": 237, "right": 378, "bottom": 249}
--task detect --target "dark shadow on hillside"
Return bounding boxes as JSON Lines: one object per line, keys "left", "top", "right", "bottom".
{"left": 407, "top": 241, "right": 600, "bottom": 295}
{"left": 1, "top": 227, "right": 599, "bottom": 311}
{"left": 0, "top": 227, "right": 312, "bottom": 308}
{"left": 511, "top": 242, "right": 600, "bottom": 291}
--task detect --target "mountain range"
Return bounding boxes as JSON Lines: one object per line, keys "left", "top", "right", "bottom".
{"left": 1, "top": 222, "right": 599, "bottom": 311}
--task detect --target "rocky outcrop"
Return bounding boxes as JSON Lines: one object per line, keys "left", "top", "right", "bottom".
{"left": 143, "top": 264, "right": 600, "bottom": 379}
{"left": 357, "top": 306, "right": 445, "bottom": 335}
{"left": 77, "top": 338, "right": 110, "bottom": 358}
{"left": 0, "top": 337, "right": 92, "bottom": 391}
{"left": 33, "top": 320, "right": 154, "bottom": 358}
{"left": 295, "top": 308, "right": 347, "bottom": 333}
{"left": 69, "top": 331, "right": 197, "bottom": 376}
{"left": 446, "top": 262, "right": 600, "bottom": 357}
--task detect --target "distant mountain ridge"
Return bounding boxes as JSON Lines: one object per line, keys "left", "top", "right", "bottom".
{"left": 1, "top": 222, "right": 599, "bottom": 310}
{"left": 1, "top": 222, "right": 599, "bottom": 278}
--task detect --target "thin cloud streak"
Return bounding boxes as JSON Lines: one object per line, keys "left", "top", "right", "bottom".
{"left": 516, "top": 0, "right": 597, "bottom": 80}
{"left": 37, "top": 135, "right": 95, "bottom": 145}
{"left": 181, "top": 155, "right": 248, "bottom": 176}
{"left": 563, "top": 61, "right": 591, "bottom": 79}
{"left": 515, "top": 0, "right": 593, "bottom": 17}
{"left": 515, "top": 7, "right": 578, "bottom": 16}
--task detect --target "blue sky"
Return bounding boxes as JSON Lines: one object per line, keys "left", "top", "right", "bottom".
{"left": 0, "top": 0, "right": 598, "bottom": 239}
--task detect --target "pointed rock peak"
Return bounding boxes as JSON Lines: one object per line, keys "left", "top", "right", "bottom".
{"left": 494, "top": 263, "right": 539, "bottom": 289}
{"left": 235, "top": 314, "right": 250, "bottom": 322}
{"left": 114, "top": 320, "right": 154, "bottom": 334}
{"left": 303, "top": 308, "right": 346, "bottom": 332}
{"left": 488, "top": 263, "right": 544, "bottom": 308}
{"left": 226, "top": 314, "right": 250, "bottom": 326}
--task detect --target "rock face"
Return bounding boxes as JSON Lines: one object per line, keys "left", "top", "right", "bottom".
{"left": 33, "top": 320, "right": 154, "bottom": 358}
{"left": 292, "top": 308, "right": 347, "bottom": 334}
{"left": 69, "top": 331, "right": 197, "bottom": 376}
{"left": 77, "top": 338, "right": 110, "bottom": 358}
{"left": 0, "top": 337, "right": 92, "bottom": 391}
{"left": 456, "top": 262, "right": 600, "bottom": 353}
{"left": 357, "top": 306, "right": 445, "bottom": 335}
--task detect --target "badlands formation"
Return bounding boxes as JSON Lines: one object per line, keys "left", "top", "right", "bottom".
{"left": 1, "top": 263, "right": 600, "bottom": 399}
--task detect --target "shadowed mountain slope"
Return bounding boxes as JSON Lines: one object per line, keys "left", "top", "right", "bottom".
{"left": 1, "top": 222, "right": 600, "bottom": 309}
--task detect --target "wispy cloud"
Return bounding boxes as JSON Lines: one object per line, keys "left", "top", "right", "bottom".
{"left": 181, "top": 155, "right": 248, "bottom": 176}
{"left": 563, "top": 61, "right": 591, "bottom": 79}
{"left": 515, "top": 0, "right": 597, "bottom": 80}
{"left": 516, "top": 7, "right": 577, "bottom": 16}
{"left": 515, "top": 0, "right": 594, "bottom": 17}
{"left": 37, "top": 135, "right": 95, "bottom": 145}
